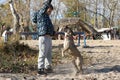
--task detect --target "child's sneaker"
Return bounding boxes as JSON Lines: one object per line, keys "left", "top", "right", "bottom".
{"left": 37, "top": 68, "right": 47, "bottom": 76}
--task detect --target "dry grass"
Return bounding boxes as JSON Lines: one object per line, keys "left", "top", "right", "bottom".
{"left": 0, "top": 36, "right": 38, "bottom": 74}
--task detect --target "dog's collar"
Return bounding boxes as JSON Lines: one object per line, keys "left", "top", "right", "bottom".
{"left": 64, "top": 35, "right": 73, "bottom": 39}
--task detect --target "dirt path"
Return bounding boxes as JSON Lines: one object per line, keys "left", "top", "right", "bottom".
{"left": 0, "top": 40, "right": 120, "bottom": 80}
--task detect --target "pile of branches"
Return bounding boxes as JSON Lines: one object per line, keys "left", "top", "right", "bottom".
{"left": 0, "top": 40, "right": 38, "bottom": 74}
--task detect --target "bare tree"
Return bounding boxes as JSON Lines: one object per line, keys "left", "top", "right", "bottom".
{"left": 102, "top": 0, "right": 106, "bottom": 28}
{"left": 9, "top": 0, "right": 20, "bottom": 34}
{"left": 107, "top": 0, "right": 118, "bottom": 28}
{"left": 94, "top": 0, "right": 98, "bottom": 28}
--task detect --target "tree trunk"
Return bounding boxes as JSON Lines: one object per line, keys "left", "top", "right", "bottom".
{"left": 26, "top": 0, "right": 31, "bottom": 27}
{"left": 9, "top": 0, "right": 20, "bottom": 34}
{"left": 107, "top": 1, "right": 118, "bottom": 28}
{"left": 94, "top": 0, "right": 98, "bottom": 28}
{"left": 102, "top": 0, "right": 106, "bottom": 28}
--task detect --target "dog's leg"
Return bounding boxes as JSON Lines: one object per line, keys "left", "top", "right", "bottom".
{"left": 80, "top": 56, "right": 83, "bottom": 74}
{"left": 72, "top": 57, "right": 80, "bottom": 75}
{"left": 62, "top": 47, "right": 69, "bottom": 57}
{"left": 62, "top": 50, "right": 64, "bottom": 57}
{"left": 77, "top": 56, "right": 83, "bottom": 74}
{"left": 70, "top": 47, "right": 83, "bottom": 74}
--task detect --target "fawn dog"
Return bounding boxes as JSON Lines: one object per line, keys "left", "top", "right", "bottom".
{"left": 62, "top": 26, "right": 83, "bottom": 75}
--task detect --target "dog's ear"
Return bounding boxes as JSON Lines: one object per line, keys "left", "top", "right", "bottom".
{"left": 65, "top": 26, "right": 69, "bottom": 29}
{"left": 69, "top": 27, "right": 75, "bottom": 36}
{"left": 64, "top": 26, "right": 69, "bottom": 32}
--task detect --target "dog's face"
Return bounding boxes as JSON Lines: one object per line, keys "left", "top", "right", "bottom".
{"left": 63, "top": 26, "right": 74, "bottom": 36}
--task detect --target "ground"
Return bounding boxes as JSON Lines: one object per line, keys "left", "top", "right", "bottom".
{"left": 0, "top": 40, "right": 120, "bottom": 80}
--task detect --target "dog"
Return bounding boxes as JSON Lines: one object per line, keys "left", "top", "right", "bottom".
{"left": 62, "top": 26, "right": 83, "bottom": 75}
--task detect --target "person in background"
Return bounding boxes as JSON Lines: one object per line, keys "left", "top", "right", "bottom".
{"left": 2, "top": 27, "right": 10, "bottom": 43}
{"left": 32, "top": 0, "right": 55, "bottom": 75}
{"left": 0, "top": 24, "right": 6, "bottom": 36}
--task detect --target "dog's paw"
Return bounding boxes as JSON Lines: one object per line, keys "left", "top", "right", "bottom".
{"left": 75, "top": 70, "right": 84, "bottom": 76}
